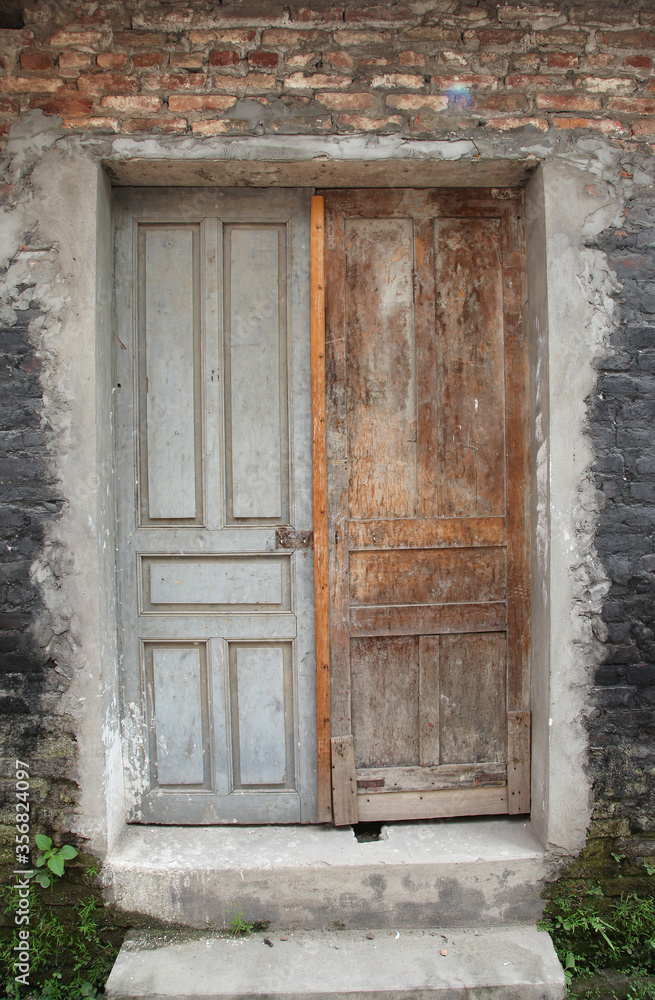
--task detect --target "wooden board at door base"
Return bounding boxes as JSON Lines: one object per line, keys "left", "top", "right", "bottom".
{"left": 320, "top": 188, "right": 531, "bottom": 825}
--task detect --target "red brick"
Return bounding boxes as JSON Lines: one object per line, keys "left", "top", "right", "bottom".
{"left": 474, "top": 94, "right": 529, "bottom": 112}
{"left": 486, "top": 116, "right": 549, "bottom": 132}
{"left": 46, "top": 29, "right": 103, "bottom": 49}
{"left": 77, "top": 72, "right": 139, "bottom": 95}
{"left": 576, "top": 75, "right": 636, "bottom": 94}
{"left": 344, "top": 5, "right": 412, "bottom": 22}
{"left": 142, "top": 73, "right": 206, "bottom": 92}
{"left": 536, "top": 93, "right": 601, "bottom": 111}
{"left": 545, "top": 52, "right": 578, "bottom": 69}
{"left": 583, "top": 53, "right": 616, "bottom": 69}
{"left": 20, "top": 51, "right": 53, "bottom": 71}
{"left": 62, "top": 116, "right": 118, "bottom": 131}
{"left": 337, "top": 112, "right": 404, "bottom": 130}
{"left": 248, "top": 51, "right": 279, "bottom": 68}
{"left": 600, "top": 30, "right": 655, "bottom": 48}
{"left": 30, "top": 95, "right": 94, "bottom": 117}
{"left": 286, "top": 53, "right": 319, "bottom": 69}
{"left": 386, "top": 94, "right": 448, "bottom": 111}
{"left": 0, "top": 76, "right": 64, "bottom": 93}
{"left": 608, "top": 97, "right": 655, "bottom": 114}
{"left": 372, "top": 72, "right": 424, "bottom": 89}
{"left": 624, "top": 55, "right": 652, "bottom": 70}
{"left": 323, "top": 50, "right": 354, "bottom": 69}
{"left": 133, "top": 52, "right": 165, "bottom": 68}
{"left": 209, "top": 49, "right": 240, "bottom": 67}
{"left": 100, "top": 95, "right": 162, "bottom": 112}
{"left": 170, "top": 52, "right": 205, "bottom": 70}
{"left": 190, "top": 29, "right": 257, "bottom": 45}
{"left": 291, "top": 6, "right": 344, "bottom": 22}
{"left": 553, "top": 116, "right": 624, "bottom": 133}
{"left": 332, "top": 30, "right": 392, "bottom": 45}
{"left": 406, "top": 27, "right": 460, "bottom": 42}
{"left": 360, "top": 57, "right": 389, "bottom": 67}
{"left": 399, "top": 51, "right": 425, "bottom": 66}
{"left": 631, "top": 118, "right": 655, "bottom": 137}
{"left": 262, "top": 28, "right": 326, "bottom": 45}
{"left": 506, "top": 73, "right": 569, "bottom": 88}
{"left": 114, "top": 32, "right": 168, "bottom": 48}
{"left": 285, "top": 72, "right": 350, "bottom": 89}
{"left": 168, "top": 94, "right": 236, "bottom": 111}
{"left": 319, "top": 91, "right": 374, "bottom": 109}
{"left": 120, "top": 116, "right": 187, "bottom": 133}
{"left": 209, "top": 73, "right": 276, "bottom": 93}
{"left": 96, "top": 53, "right": 128, "bottom": 69}
{"left": 191, "top": 119, "right": 231, "bottom": 135}
{"left": 432, "top": 74, "right": 498, "bottom": 91}
{"left": 0, "top": 97, "right": 20, "bottom": 114}
{"left": 473, "top": 28, "right": 525, "bottom": 45}
{"left": 533, "top": 28, "right": 587, "bottom": 46}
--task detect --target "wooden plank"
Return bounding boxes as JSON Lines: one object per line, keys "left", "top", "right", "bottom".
{"left": 503, "top": 197, "right": 531, "bottom": 714}
{"left": 439, "top": 633, "right": 507, "bottom": 765}
{"left": 357, "top": 786, "right": 509, "bottom": 822}
{"left": 415, "top": 217, "right": 439, "bottom": 517}
{"left": 348, "top": 516, "right": 506, "bottom": 551}
{"left": 345, "top": 216, "right": 417, "bottom": 519}
{"left": 356, "top": 761, "right": 507, "bottom": 792}
{"left": 349, "top": 547, "right": 506, "bottom": 606}
{"left": 418, "top": 636, "right": 440, "bottom": 766}
{"left": 435, "top": 217, "right": 506, "bottom": 517}
{"left": 310, "top": 194, "right": 332, "bottom": 823}
{"left": 350, "top": 601, "right": 507, "bottom": 638}
{"left": 351, "top": 636, "right": 419, "bottom": 768}
{"left": 507, "top": 710, "right": 531, "bottom": 815}
{"left": 331, "top": 735, "right": 358, "bottom": 826}
{"left": 324, "top": 198, "right": 351, "bottom": 739}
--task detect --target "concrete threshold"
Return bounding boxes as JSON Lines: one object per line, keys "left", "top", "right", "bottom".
{"left": 103, "top": 817, "right": 556, "bottom": 930}
{"left": 105, "top": 925, "right": 567, "bottom": 1000}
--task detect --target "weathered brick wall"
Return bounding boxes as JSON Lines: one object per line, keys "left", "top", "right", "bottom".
{"left": 585, "top": 199, "right": 655, "bottom": 879}
{"left": 0, "top": 0, "right": 653, "bottom": 892}
{"left": 0, "top": 1, "right": 654, "bottom": 144}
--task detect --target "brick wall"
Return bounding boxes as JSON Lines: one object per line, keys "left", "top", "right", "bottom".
{"left": 0, "top": 1, "right": 654, "bottom": 145}
{"left": 0, "top": 0, "right": 654, "bottom": 884}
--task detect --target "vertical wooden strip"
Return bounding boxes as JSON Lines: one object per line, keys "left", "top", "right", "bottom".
{"left": 311, "top": 195, "right": 332, "bottom": 822}
{"left": 324, "top": 198, "right": 351, "bottom": 740}
{"left": 503, "top": 197, "right": 531, "bottom": 715}
{"left": 415, "top": 218, "right": 439, "bottom": 518}
{"left": 331, "top": 735, "right": 358, "bottom": 826}
{"left": 418, "top": 636, "right": 440, "bottom": 767}
{"left": 507, "top": 710, "right": 530, "bottom": 814}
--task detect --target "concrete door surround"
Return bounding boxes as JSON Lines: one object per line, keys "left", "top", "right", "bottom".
{"left": 25, "top": 125, "right": 612, "bottom": 922}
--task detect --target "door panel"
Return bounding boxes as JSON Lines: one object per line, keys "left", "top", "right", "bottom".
{"left": 114, "top": 188, "right": 316, "bottom": 824}
{"left": 322, "top": 189, "right": 530, "bottom": 823}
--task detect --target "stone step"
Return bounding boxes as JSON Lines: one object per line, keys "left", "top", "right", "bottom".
{"left": 105, "top": 925, "right": 566, "bottom": 1000}
{"left": 103, "top": 817, "right": 554, "bottom": 930}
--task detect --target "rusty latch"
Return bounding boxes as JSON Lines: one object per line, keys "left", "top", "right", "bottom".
{"left": 275, "top": 527, "right": 314, "bottom": 550}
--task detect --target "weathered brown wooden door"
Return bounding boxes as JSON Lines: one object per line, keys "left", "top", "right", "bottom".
{"left": 322, "top": 189, "right": 530, "bottom": 824}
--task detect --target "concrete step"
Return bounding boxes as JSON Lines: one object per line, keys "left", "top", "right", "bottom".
{"left": 105, "top": 925, "right": 566, "bottom": 1000}
{"left": 103, "top": 818, "right": 555, "bottom": 930}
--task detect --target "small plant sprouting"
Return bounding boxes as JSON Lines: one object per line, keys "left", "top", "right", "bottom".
{"left": 643, "top": 860, "right": 655, "bottom": 877}
{"left": 31, "top": 834, "right": 78, "bottom": 888}
{"left": 228, "top": 907, "right": 255, "bottom": 937}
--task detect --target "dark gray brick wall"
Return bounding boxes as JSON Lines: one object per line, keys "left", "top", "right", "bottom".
{"left": 588, "top": 194, "right": 655, "bottom": 837}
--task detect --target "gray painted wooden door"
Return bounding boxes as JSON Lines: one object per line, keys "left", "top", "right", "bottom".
{"left": 113, "top": 188, "right": 317, "bottom": 824}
